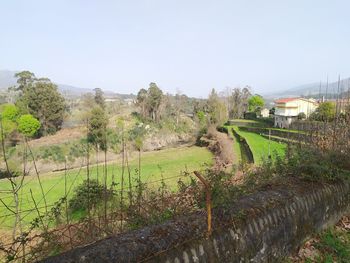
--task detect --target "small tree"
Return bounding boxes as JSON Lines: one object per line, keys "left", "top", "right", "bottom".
{"left": 248, "top": 95, "right": 265, "bottom": 112}
{"left": 93, "top": 88, "right": 105, "bottom": 109}
{"left": 136, "top": 88, "right": 148, "bottom": 119}
{"left": 87, "top": 106, "right": 108, "bottom": 151}
{"left": 147, "top": 83, "right": 163, "bottom": 122}
{"left": 1, "top": 104, "right": 20, "bottom": 122}
{"left": 17, "top": 114, "right": 41, "bottom": 137}
{"left": 0, "top": 104, "right": 19, "bottom": 141}
{"left": 311, "top": 102, "right": 336, "bottom": 122}
{"left": 207, "top": 89, "right": 228, "bottom": 126}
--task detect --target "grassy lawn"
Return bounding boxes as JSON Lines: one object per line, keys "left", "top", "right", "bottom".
{"left": 0, "top": 146, "right": 213, "bottom": 229}
{"left": 227, "top": 126, "right": 286, "bottom": 164}
{"left": 230, "top": 119, "right": 260, "bottom": 123}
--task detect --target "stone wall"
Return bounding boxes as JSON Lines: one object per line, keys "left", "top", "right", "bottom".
{"left": 42, "top": 180, "right": 350, "bottom": 263}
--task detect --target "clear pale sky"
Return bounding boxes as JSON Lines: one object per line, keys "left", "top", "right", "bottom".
{"left": 1, "top": 0, "right": 349, "bottom": 97}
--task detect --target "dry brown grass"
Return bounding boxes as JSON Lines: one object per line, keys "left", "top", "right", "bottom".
{"left": 28, "top": 127, "right": 84, "bottom": 148}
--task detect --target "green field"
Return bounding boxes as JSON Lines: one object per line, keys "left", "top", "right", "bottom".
{"left": 227, "top": 126, "right": 286, "bottom": 164}
{"left": 0, "top": 146, "right": 213, "bottom": 229}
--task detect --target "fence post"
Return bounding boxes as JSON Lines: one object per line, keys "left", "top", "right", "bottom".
{"left": 193, "top": 171, "right": 212, "bottom": 238}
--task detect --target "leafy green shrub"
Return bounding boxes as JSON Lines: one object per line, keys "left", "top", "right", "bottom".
{"left": 247, "top": 146, "right": 350, "bottom": 183}
{"left": 68, "top": 180, "right": 112, "bottom": 214}
{"left": 17, "top": 114, "right": 41, "bottom": 137}
{"left": 1, "top": 104, "right": 19, "bottom": 121}
{"left": 39, "top": 145, "right": 65, "bottom": 163}
{"left": 0, "top": 118, "right": 17, "bottom": 137}
{"left": 278, "top": 147, "right": 349, "bottom": 181}
{"left": 243, "top": 111, "right": 257, "bottom": 120}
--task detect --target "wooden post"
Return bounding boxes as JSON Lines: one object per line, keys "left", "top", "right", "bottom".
{"left": 193, "top": 171, "right": 212, "bottom": 238}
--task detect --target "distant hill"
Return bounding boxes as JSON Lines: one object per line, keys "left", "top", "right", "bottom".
{"left": 264, "top": 77, "right": 350, "bottom": 99}
{"left": 0, "top": 70, "right": 135, "bottom": 99}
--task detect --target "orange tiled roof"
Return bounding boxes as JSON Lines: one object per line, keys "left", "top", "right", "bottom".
{"left": 274, "top": 97, "right": 299, "bottom": 103}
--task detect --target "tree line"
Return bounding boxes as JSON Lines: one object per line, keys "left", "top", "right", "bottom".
{"left": 0, "top": 71, "right": 66, "bottom": 143}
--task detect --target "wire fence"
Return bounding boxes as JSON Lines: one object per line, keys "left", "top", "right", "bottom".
{"left": 1, "top": 85, "right": 350, "bottom": 262}
{"left": 0, "top": 145, "right": 206, "bottom": 262}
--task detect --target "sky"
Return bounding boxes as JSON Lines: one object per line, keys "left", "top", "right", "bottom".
{"left": 1, "top": 0, "right": 350, "bottom": 98}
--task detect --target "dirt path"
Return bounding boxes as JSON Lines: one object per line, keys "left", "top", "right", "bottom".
{"left": 201, "top": 127, "right": 236, "bottom": 172}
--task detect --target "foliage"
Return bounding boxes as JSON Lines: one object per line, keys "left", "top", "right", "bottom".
{"left": 243, "top": 111, "right": 257, "bottom": 120}
{"left": 297, "top": 112, "right": 306, "bottom": 120}
{"left": 136, "top": 88, "right": 148, "bottom": 117}
{"left": 276, "top": 146, "right": 350, "bottom": 182}
{"left": 14, "top": 70, "right": 35, "bottom": 91}
{"left": 248, "top": 95, "right": 264, "bottom": 112}
{"left": 147, "top": 83, "right": 163, "bottom": 121}
{"left": 93, "top": 88, "right": 105, "bottom": 109}
{"left": 207, "top": 89, "right": 228, "bottom": 126}
{"left": 226, "top": 86, "right": 251, "bottom": 119}
{"left": 0, "top": 118, "right": 17, "bottom": 138}
{"left": 128, "top": 123, "right": 147, "bottom": 147}
{"left": 310, "top": 102, "right": 336, "bottom": 122}
{"left": 68, "top": 179, "right": 111, "bottom": 214}
{"left": 39, "top": 145, "right": 66, "bottom": 164}
{"left": 15, "top": 74, "right": 66, "bottom": 135}
{"left": 1, "top": 104, "right": 19, "bottom": 122}
{"left": 87, "top": 106, "right": 108, "bottom": 151}
{"left": 196, "top": 111, "right": 206, "bottom": 126}
{"left": 136, "top": 83, "right": 164, "bottom": 122}
{"left": 195, "top": 127, "right": 208, "bottom": 146}
{"left": 17, "top": 114, "right": 41, "bottom": 137}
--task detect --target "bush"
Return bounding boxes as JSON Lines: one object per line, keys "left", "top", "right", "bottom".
{"left": 243, "top": 111, "right": 257, "bottom": 120}
{"left": 195, "top": 127, "right": 208, "bottom": 146}
{"left": 1, "top": 104, "right": 19, "bottom": 122}
{"left": 249, "top": 146, "right": 350, "bottom": 183}
{"left": 17, "top": 114, "right": 41, "bottom": 137}
{"left": 68, "top": 180, "right": 112, "bottom": 214}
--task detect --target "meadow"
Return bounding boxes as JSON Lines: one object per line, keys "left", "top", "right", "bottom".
{"left": 0, "top": 146, "right": 213, "bottom": 229}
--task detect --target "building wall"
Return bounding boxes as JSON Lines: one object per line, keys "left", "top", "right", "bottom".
{"left": 274, "top": 99, "right": 318, "bottom": 128}
{"left": 274, "top": 115, "right": 295, "bottom": 128}
{"left": 275, "top": 99, "right": 317, "bottom": 117}
{"left": 260, "top": 109, "right": 270, "bottom": 118}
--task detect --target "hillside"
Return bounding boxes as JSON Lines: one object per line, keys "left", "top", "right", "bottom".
{"left": 0, "top": 70, "right": 135, "bottom": 99}
{"left": 264, "top": 77, "right": 350, "bottom": 98}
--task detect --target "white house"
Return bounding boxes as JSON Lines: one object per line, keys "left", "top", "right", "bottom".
{"left": 260, "top": 108, "right": 270, "bottom": 118}
{"left": 274, "top": 97, "right": 318, "bottom": 128}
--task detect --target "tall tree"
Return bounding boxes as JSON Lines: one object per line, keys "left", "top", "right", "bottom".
{"left": 87, "top": 106, "right": 108, "bottom": 151}
{"left": 207, "top": 89, "right": 228, "bottom": 126}
{"left": 173, "top": 90, "right": 187, "bottom": 124}
{"left": 14, "top": 71, "right": 35, "bottom": 91}
{"left": 136, "top": 88, "right": 148, "bottom": 118}
{"left": 94, "top": 88, "right": 105, "bottom": 109}
{"left": 147, "top": 83, "right": 163, "bottom": 122}
{"left": 230, "top": 86, "right": 251, "bottom": 118}
{"left": 16, "top": 78, "right": 66, "bottom": 135}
